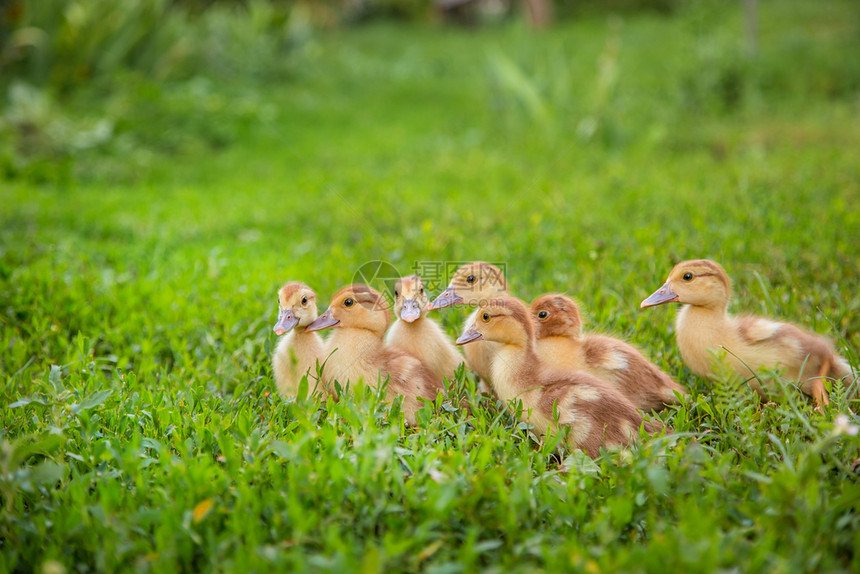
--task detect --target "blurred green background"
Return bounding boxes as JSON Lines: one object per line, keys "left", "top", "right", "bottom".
{"left": 1, "top": 0, "right": 858, "bottom": 185}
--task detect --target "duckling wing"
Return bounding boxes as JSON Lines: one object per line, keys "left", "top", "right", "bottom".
{"left": 737, "top": 316, "right": 785, "bottom": 344}
{"left": 582, "top": 335, "right": 630, "bottom": 372}
{"left": 538, "top": 370, "right": 643, "bottom": 457}
{"left": 735, "top": 316, "right": 809, "bottom": 368}
{"left": 735, "top": 315, "right": 839, "bottom": 378}
{"left": 582, "top": 334, "right": 685, "bottom": 410}
{"left": 736, "top": 316, "right": 832, "bottom": 357}
{"left": 380, "top": 348, "right": 446, "bottom": 398}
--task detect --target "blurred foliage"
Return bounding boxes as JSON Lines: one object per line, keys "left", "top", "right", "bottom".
{"left": 556, "top": 0, "right": 681, "bottom": 17}
{"left": 1, "top": 0, "right": 859, "bottom": 183}
{"left": 0, "top": 0, "right": 306, "bottom": 93}
{"left": 1, "top": 0, "right": 192, "bottom": 92}
{"left": 342, "top": 0, "right": 432, "bottom": 21}
{"left": 0, "top": 0, "right": 309, "bottom": 181}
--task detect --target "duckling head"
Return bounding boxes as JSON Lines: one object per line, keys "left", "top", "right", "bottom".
{"left": 273, "top": 282, "right": 319, "bottom": 335}
{"left": 456, "top": 296, "right": 533, "bottom": 347}
{"left": 307, "top": 284, "right": 390, "bottom": 335}
{"left": 393, "top": 275, "right": 429, "bottom": 323}
{"left": 641, "top": 259, "right": 731, "bottom": 311}
{"left": 428, "top": 261, "right": 507, "bottom": 310}
{"left": 530, "top": 294, "right": 582, "bottom": 338}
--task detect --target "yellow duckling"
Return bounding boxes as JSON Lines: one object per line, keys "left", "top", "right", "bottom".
{"left": 385, "top": 275, "right": 465, "bottom": 383}
{"left": 531, "top": 294, "right": 686, "bottom": 411}
{"left": 428, "top": 261, "right": 509, "bottom": 384}
{"left": 457, "top": 296, "right": 651, "bottom": 457}
{"left": 272, "top": 282, "right": 326, "bottom": 398}
{"left": 641, "top": 259, "right": 855, "bottom": 407}
{"left": 307, "top": 284, "right": 446, "bottom": 424}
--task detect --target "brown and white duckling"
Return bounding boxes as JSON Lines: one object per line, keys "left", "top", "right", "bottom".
{"left": 428, "top": 261, "right": 509, "bottom": 384}
{"left": 531, "top": 294, "right": 686, "bottom": 411}
{"left": 307, "top": 284, "right": 446, "bottom": 424}
{"left": 456, "top": 296, "right": 649, "bottom": 457}
{"left": 641, "top": 259, "right": 855, "bottom": 408}
{"left": 272, "top": 282, "right": 326, "bottom": 398}
{"left": 385, "top": 275, "right": 465, "bottom": 382}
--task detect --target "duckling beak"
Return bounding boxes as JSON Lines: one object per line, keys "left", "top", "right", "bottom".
{"left": 456, "top": 325, "right": 483, "bottom": 345}
{"left": 640, "top": 282, "right": 680, "bottom": 308}
{"left": 428, "top": 288, "right": 463, "bottom": 310}
{"left": 399, "top": 299, "right": 421, "bottom": 323}
{"left": 273, "top": 308, "right": 299, "bottom": 335}
{"left": 306, "top": 308, "right": 340, "bottom": 332}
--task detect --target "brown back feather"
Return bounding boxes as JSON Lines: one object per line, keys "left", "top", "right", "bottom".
{"left": 538, "top": 368, "right": 643, "bottom": 458}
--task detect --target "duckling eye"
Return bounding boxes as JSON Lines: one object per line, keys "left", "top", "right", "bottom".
{"left": 394, "top": 290, "right": 399, "bottom": 298}
{"left": 301, "top": 296, "right": 308, "bottom": 305}
{"left": 682, "top": 272, "right": 693, "bottom": 282}
{"left": 482, "top": 312, "right": 490, "bottom": 322}
{"left": 466, "top": 275, "right": 476, "bottom": 284}
{"left": 419, "top": 287, "right": 424, "bottom": 295}
{"left": 538, "top": 311, "right": 548, "bottom": 319}
{"left": 344, "top": 298, "right": 354, "bottom": 307}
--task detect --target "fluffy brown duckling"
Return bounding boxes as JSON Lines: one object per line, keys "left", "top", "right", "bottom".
{"left": 531, "top": 294, "right": 686, "bottom": 411}
{"left": 641, "top": 259, "right": 855, "bottom": 408}
{"left": 456, "top": 296, "right": 650, "bottom": 457}
{"left": 272, "top": 282, "right": 326, "bottom": 398}
{"left": 385, "top": 275, "right": 465, "bottom": 382}
{"left": 428, "top": 261, "right": 509, "bottom": 384}
{"left": 307, "top": 284, "right": 446, "bottom": 424}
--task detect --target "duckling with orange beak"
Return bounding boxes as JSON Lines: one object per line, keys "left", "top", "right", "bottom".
{"left": 641, "top": 259, "right": 855, "bottom": 408}
{"left": 385, "top": 275, "right": 465, "bottom": 382}
{"left": 272, "top": 282, "right": 326, "bottom": 398}
{"left": 531, "top": 294, "right": 686, "bottom": 411}
{"left": 428, "top": 262, "right": 509, "bottom": 384}
{"left": 307, "top": 284, "right": 446, "bottom": 424}
{"left": 457, "top": 296, "right": 651, "bottom": 457}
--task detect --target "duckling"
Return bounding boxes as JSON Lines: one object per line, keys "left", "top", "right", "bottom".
{"left": 428, "top": 262, "right": 509, "bottom": 384}
{"left": 531, "top": 294, "right": 686, "bottom": 411}
{"left": 272, "top": 282, "right": 326, "bottom": 398}
{"left": 385, "top": 275, "right": 465, "bottom": 382}
{"left": 641, "top": 259, "right": 856, "bottom": 408}
{"left": 456, "top": 296, "right": 649, "bottom": 457}
{"left": 307, "top": 284, "right": 446, "bottom": 424}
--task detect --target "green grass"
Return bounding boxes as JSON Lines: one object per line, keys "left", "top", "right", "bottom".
{"left": 2, "top": 1, "right": 860, "bottom": 572}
